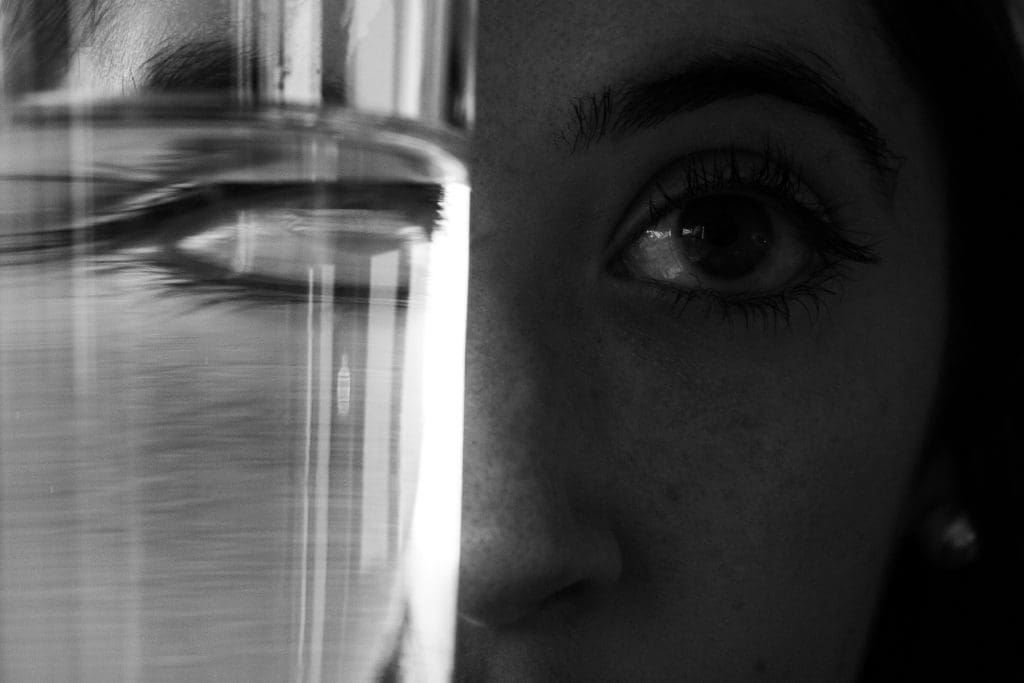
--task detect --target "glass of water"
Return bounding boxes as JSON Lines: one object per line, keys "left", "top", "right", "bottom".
{"left": 0, "top": 1, "right": 473, "bottom": 681}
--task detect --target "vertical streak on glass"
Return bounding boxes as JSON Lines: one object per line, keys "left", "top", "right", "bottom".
{"left": 392, "top": 0, "right": 421, "bottom": 119}
{"left": 0, "top": 166, "right": 11, "bottom": 683}
{"left": 360, "top": 250, "right": 400, "bottom": 569}
{"left": 255, "top": 0, "right": 283, "bottom": 102}
{"left": 460, "top": 0, "right": 478, "bottom": 129}
{"left": 406, "top": 183, "right": 469, "bottom": 682}
{"left": 254, "top": 0, "right": 322, "bottom": 105}
{"left": 310, "top": 263, "right": 335, "bottom": 683}
{"left": 234, "top": 0, "right": 254, "bottom": 106}
{"left": 232, "top": 212, "right": 256, "bottom": 273}
{"left": 282, "top": 0, "right": 323, "bottom": 105}
{"left": 122, "top": 484, "right": 142, "bottom": 683}
{"left": 348, "top": 0, "right": 396, "bottom": 113}
{"left": 68, "top": 42, "right": 101, "bottom": 678}
{"left": 295, "top": 268, "right": 316, "bottom": 683}
{"left": 337, "top": 355, "right": 351, "bottom": 418}
{"left": 0, "top": 4, "right": 8, "bottom": 97}
{"left": 397, "top": 241, "right": 427, "bottom": 558}
{"left": 393, "top": 0, "right": 444, "bottom": 122}
{"left": 116, "top": 253, "right": 142, "bottom": 683}
{"left": 69, "top": 39, "right": 96, "bottom": 411}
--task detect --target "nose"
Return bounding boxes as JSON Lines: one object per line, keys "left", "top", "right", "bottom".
{"left": 458, "top": 272, "right": 623, "bottom": 628}
{"left": 458, "top": 443, "right": 623, "bottom": 627}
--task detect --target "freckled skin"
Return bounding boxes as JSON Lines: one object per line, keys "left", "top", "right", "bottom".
{"left": 66, "top": 0, "right": 949, "bottom": 679}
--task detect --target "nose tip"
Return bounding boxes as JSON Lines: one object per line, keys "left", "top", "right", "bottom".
{"left": 458, "top": 500, "right": 623, "bottom": 628}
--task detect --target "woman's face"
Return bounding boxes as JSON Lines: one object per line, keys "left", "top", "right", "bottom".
{"left": 460, "top": 0, "right": 947, "bottom": 679}
{"left": 73, "top": 0, "right": 949, "bottom": 679}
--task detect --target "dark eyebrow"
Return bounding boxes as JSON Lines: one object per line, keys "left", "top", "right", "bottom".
{"left": 564, "top": 46, "right": 902, "bottom": 190}
{"left": 140, "top": 39, "right": 348, "bottom": 102}
{"left": 1, "top": 0, "right": 115, "bottom": 93}
{"left": 141, "top": 39, "right": 249, "bottom": 93}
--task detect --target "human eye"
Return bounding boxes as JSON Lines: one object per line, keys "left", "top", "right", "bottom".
{"left": 116, "top": 183, "right": 438, "bottom": 306}
{"left": 5, "top": 181, "right": 441, "bottom": 307}
{"left": 608, "top": 145, "right": 880, "bottom": 326}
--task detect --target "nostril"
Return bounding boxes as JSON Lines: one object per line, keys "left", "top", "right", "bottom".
{"left": 533, "top": 578, "right": 596, "bottom": 618}
{"left": 457, "top": 522, "right": 623, "bottom": 629}
{"left": 547, "top": 579, "right": 587, "bottom": 604}
{"left": 458, "top": 573, "right": 597, "bottom": 629}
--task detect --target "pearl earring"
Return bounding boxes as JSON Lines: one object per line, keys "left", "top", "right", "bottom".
{"left": 919, "top": 504, "right": 980, "bottom": 570}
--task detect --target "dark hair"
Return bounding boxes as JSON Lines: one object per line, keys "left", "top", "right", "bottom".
{"left": 861, "top": 1, "right": 1024, "bottom": 680}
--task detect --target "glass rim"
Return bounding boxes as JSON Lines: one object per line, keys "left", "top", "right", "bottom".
{"left": 3, "top": 93, "right": 468, "bottom": 145}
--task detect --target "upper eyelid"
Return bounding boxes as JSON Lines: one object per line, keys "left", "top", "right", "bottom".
{"left": 612, "top": 148, "right": 881, "bottom": 279}
{"left": 632, "top": 148, "right": 832, "bottom": 234}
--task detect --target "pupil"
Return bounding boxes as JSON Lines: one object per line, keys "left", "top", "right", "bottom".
{"left": 677, "top": 195, "right": 773, "bottom": 279}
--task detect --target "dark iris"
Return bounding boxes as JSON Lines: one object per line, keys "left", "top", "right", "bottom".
{"left": 675, "top": 195, "right": 773, "bottom": 279}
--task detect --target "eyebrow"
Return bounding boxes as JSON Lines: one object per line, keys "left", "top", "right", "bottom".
{"left": 139, "top": 39, "right": 348, "bottom": 102}
{"left": 564, "top": 46, "right": 902, "bottom": 189}
{"left": 141, "top": 39, "right": 249, "bottom": 93}
{"left": 1, "top": 0, "right": 116, "bottom": 92}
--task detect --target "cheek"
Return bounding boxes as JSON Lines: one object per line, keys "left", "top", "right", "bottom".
{"left": 596, "top": 333, "right": 938, "bottom": 560}
{"left": 576, "top": 219, "right": 947, "bottom": 672}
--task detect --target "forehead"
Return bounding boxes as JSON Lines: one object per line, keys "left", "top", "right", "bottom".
{"left": 479, "top": 0, "right": 877, "bottom": 75}
{"left": 472, "top": 0, "right": 902, "bottom": 166}
{"left": 89, "top": 0, "right": 889, "bottom": 92}
{"left": 95, "top": 0, "right": 874, "bottom": 41}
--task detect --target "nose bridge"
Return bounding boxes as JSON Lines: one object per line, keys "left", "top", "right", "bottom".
{"left": 463, "top": 251, "right": 567, "bottom": 482}
{"left": 465, "top": 281, "right": 550, "bottom": 441}
{"left": 459, "top": 260, "right": 622, "bottom": 627}
{"left": 462, "top": 259, "right": 563, "bottom": 535}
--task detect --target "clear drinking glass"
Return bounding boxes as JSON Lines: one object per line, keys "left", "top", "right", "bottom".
{"left": 0, "top": 1, "right": 473, "bottom": 681}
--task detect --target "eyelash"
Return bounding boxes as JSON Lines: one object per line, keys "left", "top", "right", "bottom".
{"left": 618, "top": 144, "right": 880, "bottom": 328}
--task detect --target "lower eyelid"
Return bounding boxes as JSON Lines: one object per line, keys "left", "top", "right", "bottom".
{"left": 620, "top": 266, "right": 848, "bottom": 329}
